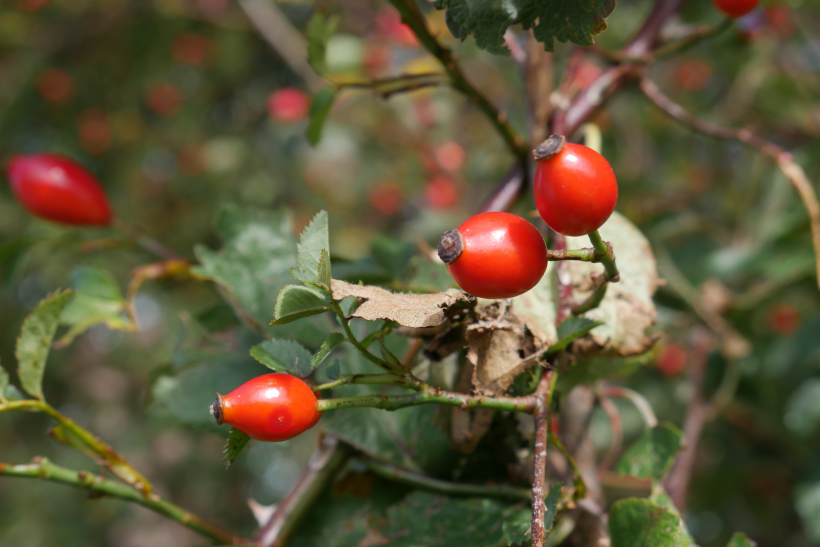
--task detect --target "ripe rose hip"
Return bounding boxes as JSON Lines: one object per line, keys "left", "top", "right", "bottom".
{"left": 438, "top": 212, "right": 547, "bottom": 299}
{"left": 657, "top": 342, "right": 688, "bottom": 376}
{"left": 268, "top": 88, "right": 311, "bottom": 123}
{"left": 713, "top": 0, "right": 760, "bottom": 18}
{"left": 6, "top": 154, "right": 113, "bottom": 226}
{"left": 211, "top": 373, "right": 320, "bottom": 442}
{"left": 533, "top": 135, "right": 618, "bottom": 237}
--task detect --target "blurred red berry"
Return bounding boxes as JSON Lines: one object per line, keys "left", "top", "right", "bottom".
{"left": 171, "top": 32, "right": 211, "bottom": 66}
{"left": 77, "top": 109, "right": 112, "bottom": 155}
{"left": 364, "top": 44, "right": 392, "bottom": 77}
{"left": 435, "top": 141, "right": 465, "bottom": 173}
{"left": 768, "top": 304, "right": 801, "bottom": 336}
{"left": 674, "top": 59, "right": 713, "bottom": 92}
{"left": 14, "top": 0, "right": 48, "bottom": 11}
{"left": 657, "top": 343, "right": 688, "bottom": 376}
{"left": 766, "top": 4, "right": 796, "bottom": 40}
{"left": 268, "top": 88, "right": 311, "bottom": 123}
{"left": 574, "top": 60, "right": 602, "bottom": 91}
{"left": 369, "top": 181, "right": 404, "bottom": 216}
{"left": 145, "top": 82, "right": 183, "bottom": 116}
{"left": 36, "top": 68, "right": 73, "bottom": 105}
{"left": 375, "top": 8, "right": 417, "bottom": 46}
{"left": 713, "top": 0, "right": 760, "bottom": 18}
{"left": 425, "top": 176, "right": 459, "bottom": 209}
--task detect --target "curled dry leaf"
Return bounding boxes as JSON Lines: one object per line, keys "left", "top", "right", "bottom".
{"left": 331, "top": 279, "right": 474, "bottom": 328}
{"left": 511, "top": 212, "right": 659, "bottom": 358}
{"left": 467, "top": 302, "right": 542, "bottom": 395}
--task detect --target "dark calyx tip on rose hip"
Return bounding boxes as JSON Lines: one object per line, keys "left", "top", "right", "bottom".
{"left": 210, "top": 393, "right": 224, "bottom": 425}
{"left": 533, "top": 135, "right": 566, "bottom": 162}
{"left": 438, "top": 229, "right": 464, "bottom": 265}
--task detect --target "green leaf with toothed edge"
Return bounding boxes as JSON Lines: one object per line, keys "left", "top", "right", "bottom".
{"left": 313, "top": 333, "right": 345, "bottom": 369}
{"left": 16, "top": 290, "right": 74, "bottom": 401}
{"left": 549, "top": 316, "right": 604, "bottom": 354}
{"left": 272, "top": 284, "right": 333, "bottom": 326}
{"left": 293, "top": 210, "right": 330, "bottom": 286}
{"left": 251, "top": 339, "right": 315, "bottom": 378}
{"left": 500, "top": 484, "right": 561, "bottom": 546}
{"left": 306, "top": 12, "right": 339, "bottom": 77}
{"left": 306, "top": 86, "right": 338, "bottom": 146}
{"left": 58, "top": 266, "right": 134, "bottom": 347}
{"left": 616, "top": 423, "right": 684, "bottom": 481}
{"left": 726, "top": 532, "right": 756, "bottom": 547}
{"left": 609, "top": 498, "right": 691, "bottom": 547}
{"left": 4, "top": 384, "right": 24, "bottom": 401}
{"left": 223, "top": 428, "right": 251, "bottom": 468}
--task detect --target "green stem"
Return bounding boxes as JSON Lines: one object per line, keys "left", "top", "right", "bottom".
{"left": 0, "top": 458, "right": 250, "bottom": 546}
{"left": 386, "top": 0, "right": 528, "bottom": 160}
{"left": 312, "top": 373, "right": 408, "bottom": 392}
{"left": 587, "top": 230, "right": 619, "bottom": 281}
{"left": 332, "top": 301, "right": 402, "bottom": 373}
{"left": 363, "top": 457, "right": 531, "bottom": 501}
{"left": 548, "top": 433, "right": 586, "bottom": 500}
{"left": 317, "top": 389, "right": 536, "bottom": 414}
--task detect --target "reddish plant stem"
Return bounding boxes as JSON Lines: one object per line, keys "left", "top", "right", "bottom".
{"left": 478, "top": 162, "right": 528, "bottom": 214}
{"left": 531, "top": 370, "right": 557, "bottom": 547}
{"left": 596, "top": 393, "right": 623, "bottom": 474}
{"left": 553, "top": 232, "right": 575, "bottom": 324}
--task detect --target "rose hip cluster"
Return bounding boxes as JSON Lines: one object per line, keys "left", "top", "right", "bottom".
{"left": 438, "top": 136, "right": 618, "bottom": 299}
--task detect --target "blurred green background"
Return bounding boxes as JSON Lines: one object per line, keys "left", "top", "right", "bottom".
{"left": 1, "top": 0, "right": 820, "bottom": 546}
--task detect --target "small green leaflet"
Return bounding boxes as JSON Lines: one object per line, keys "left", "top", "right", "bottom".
{"left": 609, "top": 498, "right": 691, "bottom": 547}
{"left": 251, "top": 339, "right": 315, "bottom": 378}
{"left": 16, "top": 290, "right": 74, "bottom": 400}
{"left": 272, "top": 284, "right": 333, "bottom": 325}
{"left": 4, "top": 384, "right": 24, "bottom": 401}
{"left": 58, "top": 266, "right": 133, "bottom": 347}
{"left": 726, "top": 532, "right": 757, "bottom": 547}
{"left": 306, "top": 86, "right": 338, "bottom": 146}
{"left": 223, "top": 428, "right": 251, "bottom": 468}
{"left": 544, "top": 484, "right": 562, "bottom": 531}
{"left": 501, "top": 507, "right": 530, "bottom": 546}
{"left": 306, "top": 12, "right": 339, "bottom": 77}
{"left": 313, "top": 333, "right": 345, "bottom": 369}
{"left": 325, "top": 359, "right": 341, "bottom": 380}
{"left": 549, "top": 316, "right": 603, "bottom": 354}
{"left": 370, "top": 236, "right": 416, "bottom": 280}
{"left": 294, "top": 210, "right": 330, "bottom": 286}
{"left": 616, "top": 423, "right": 684, "bottom": 481}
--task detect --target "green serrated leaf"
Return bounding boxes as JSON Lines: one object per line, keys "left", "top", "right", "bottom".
{"left": 313, "top": 333, "right": 345, "bottom": 369}
{"left": 501, "top": 507, "right": 530, "bottom": 546}
{"left": 58, "top": 266, "right": 134, "bottom": 347}
{"left": 609, "top": 498, "right": 691, "bottom": 547}
{"left": 371, "top": 236, "right": 416, "bottom": 280}
{"left": 295, "top": 210, "right": 330, "bottom": 285}
{"left": 726, "top": 532, "right": 756, "bottom": 547}
{"left": 649, "top": 484, "right": 697, "bottom": 544}
{"left": 16, "top": 290, "right": 73, "bottom": 400}
{"left": 325, "top": 359, "right": 341, "bottom": 380}
{"left": 434, "top": 0, "right": 615, "bottom": 55}
{"left": 616, "top": 423, "right": 684, "bottom": 481}
{"left": 251, "top": 339, "right": 315, "bottom": 377}
{"left": 549, "top": 317, "right": 603, "bottom": 354}
{"left": 307, "top": 11, "right": 339, "bottom": 76}
{"left": 272, "top": 284, "right": 333, "bottom": 325}
{"left": 306, "top": 86, "right": 338, "bottom": 146}
{"left": 223, "top": 428, "right": 251, "bottom": 468}
{"left": 0, "top": 363, "right": 8, "bottom": 403}
{"left": 317, "top": 249, "right": 332, "bottom": 289}
{"left": 544, "top": 484, "right": 561, "bottom": 531}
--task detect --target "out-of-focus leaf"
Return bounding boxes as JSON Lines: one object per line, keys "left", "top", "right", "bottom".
{"left": 649, "top": 484, "right": 696, "bottom": 544}
{"left": 58, "top": 266, "right": 134, "bottom": 347}
{"left": 4, "top": 384, "right": 24, "bottom": 401}
{"left": 193, "top": 205, "right": 296, "bottom": 335}
{"left": 407, "top": 257, "right": 454, "bottom": 292}
{"left": 0, "top": 363, "right": 8, "bottom": 403}
{"left": 433, "top": 0, "right": 615, "bottom": 55}
{"left": 501, "top": 507, "right": 531, "bottom": 546}
{"left": 616, "top": 423, "right": 683, "bottom": 481}
{"left": 549, "top": 317, "right": 603, "bottom": 354}
{"left": 325, "top": 359, "right": 341, "bottom": 380}
{"left": 250, "top": 339, "right": 314, "bottom": 377}
{"left": 513, "top": 212, "right": 659, "bottom": 358}
{"left": 784, "top": 378, "right": 820, "bottom": 437}
{"left": 313, "top": 333, "right": 345, "bottom": 369}
{"left": 558, "top": 352, "right": 652, "bottom": 392}
{"left": 223, "top": 428, "right": 251, "bottom": 468}
{"left": 544, "top": 484, "right": 561, "bottom": 531}
{"left": 609, "top": 498, "right": 691, "bottom": 547}
{"left": 16, "top": 290, "right": 73, "bottom": 400}
{"left": 726, "top": 532, "right": 757, "bottom": 547}
{"left": 795, "top": 474, "right": 820, "bottom": 543}
{"left": 306, "top": 86, "right": 337, "bottom": 146}
{"left": 272, "top": 284, "right": 333, "bottom": 325}
{"left": 371, "top": 236, "right": 416, "bottom": 280}
{"left": 293, "top": 210, "right": 330, "bottom": 287}
{"left": 306, "top": 12, "right": 339, "bottom": 77}
{"left": 151, "top": 352, "right": 269, "bottom": 432}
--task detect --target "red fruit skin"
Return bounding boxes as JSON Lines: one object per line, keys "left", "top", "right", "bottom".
{"left": 268, "top": 88, "right": 311, "bottom": 123}
{"left": 657, "top": 343, "right": 688, "bottom": 376}
{"left": 446, "top": 212, "right": 547, "bottom": 299}
{"left": 533, "top": 143, "right": 618, "bottom": 237}
{"left": 712, "top": 0, "right": 759, "bottom": 18}
{"left": 7, "top": 154, "right": 113, "bottom": 226}
{"left": 220, "top": 373, "right": 320, "bottom": 442}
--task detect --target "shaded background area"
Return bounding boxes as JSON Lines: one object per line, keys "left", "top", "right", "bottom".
{"left": 1, "top": 0, "right": 820, "bottom": 546}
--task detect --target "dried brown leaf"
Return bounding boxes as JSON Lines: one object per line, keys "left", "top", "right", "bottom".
{"left": 331, "top": 279, "right": 473, "bottom": 328}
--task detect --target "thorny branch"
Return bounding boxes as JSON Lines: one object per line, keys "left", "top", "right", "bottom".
{"left": 531, "top": 370, "right": 558, "bottom": 547}
{"left": 639, "top": 77, "right": 820, "bottom": 291}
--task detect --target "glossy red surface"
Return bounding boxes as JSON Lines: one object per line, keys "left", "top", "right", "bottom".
{"left": 446, "top": 212, "right": 547, "bottom": 299}
{"left": 267, "top": 88, "right": 311, "bottom": 123}
{"left": 220, "top": 373, "right": 320, "bottom": 442}
{"left": 713, "top": 0, "right": 759, "bottom": 18}
{"left": 7, "top": 153, "right": 113, "bottom": 226}
{"left": 533, "top": 143, "right": 618, "bottom": 237}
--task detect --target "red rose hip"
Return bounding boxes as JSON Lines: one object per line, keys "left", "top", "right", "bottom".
{"left": 211, "top": 373, "right": 320, "bottom": 442}
{"left": 533, "top": 136, "right": 618, "bottom": 237}
{"left": 6, "top": 153, "right": 113, "bottom": 226}
{"left": 712, "top": 0, "right": 759, "bottom": 18}
{"left": 438, "top": 212, "right": 547, "bottom": 299}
